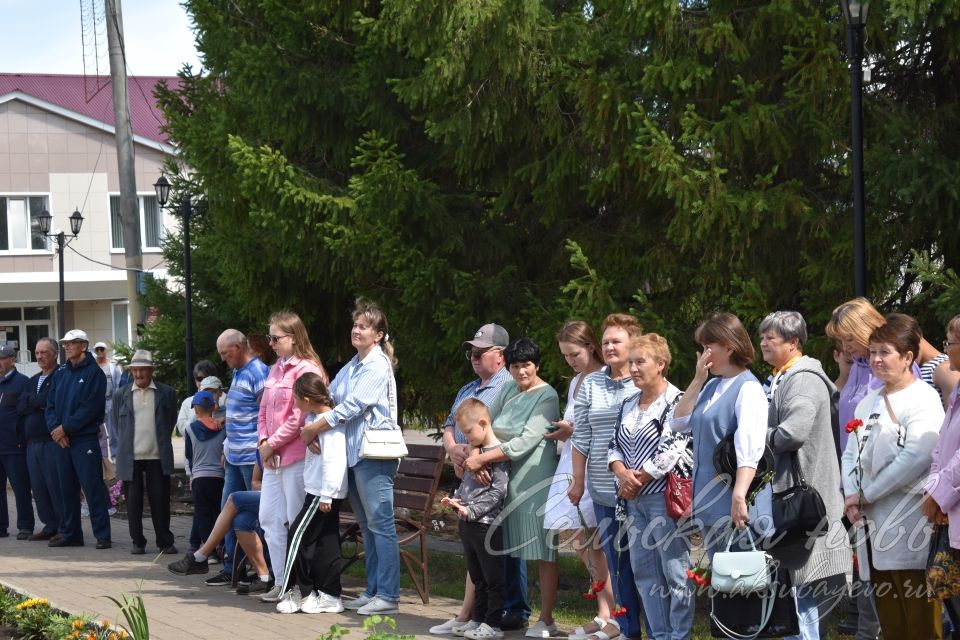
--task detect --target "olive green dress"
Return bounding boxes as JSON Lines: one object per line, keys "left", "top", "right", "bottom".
{"left": 489, "top": 380, "right": 561, "bottom": 561}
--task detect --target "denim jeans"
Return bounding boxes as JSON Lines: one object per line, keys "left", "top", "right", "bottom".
{"left": 625, "top": 493, "right": 694, "bottom": 640}
{"left": 786, "top": 588, "right": 819, "bottom": 640}
{"left": 348, "top": 458, "right": 400, "bottom": 602}
{"left": 503, "top": 555, "right": 530, "bottom": 619}
{"left": 594, "top": 502, "right": 647, "bottom": 638}
{"left": 221, "top": 461, "right": 254, "bottom": 575}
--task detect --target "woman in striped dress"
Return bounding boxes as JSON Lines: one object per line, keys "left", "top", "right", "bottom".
{"left": 608, "top": 333, "right": 692, "bottom": 640}
{"left": 569, "top": 313, "right": 646, "bottom": 639}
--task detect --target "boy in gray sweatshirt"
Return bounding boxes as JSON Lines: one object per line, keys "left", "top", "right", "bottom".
{"left": 441, "top": 398, "right": 510, "bottom": 640}
{"left": 184, "top": 390, "right": 226, "bottom": 550}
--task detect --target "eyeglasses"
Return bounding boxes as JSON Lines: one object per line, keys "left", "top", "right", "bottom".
{"left": 944, "top": 340, "right": 960, "bottom": 352}
{"left": 94, "top": 347, "right": 106, "bottom": 352}
{"left": 267, "top": 334, "right": 291, "bottom": 344}
{"left": 465, "top": 347, "right": 493, "bottom": 361}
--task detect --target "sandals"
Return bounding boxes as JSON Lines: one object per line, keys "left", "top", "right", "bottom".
{"left": 570, "top": 617, "right": 604, "bottom": 639}
{"left": 569, "top": 618, "right": 620, "bottom": 640}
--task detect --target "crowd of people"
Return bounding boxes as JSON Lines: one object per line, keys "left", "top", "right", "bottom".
{"left": 2, "top": 295, "right": 960, "bottom": 640}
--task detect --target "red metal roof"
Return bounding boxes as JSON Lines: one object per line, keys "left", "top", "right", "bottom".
{"left": 0, "top": 73, "right": 179, "bottom": 145}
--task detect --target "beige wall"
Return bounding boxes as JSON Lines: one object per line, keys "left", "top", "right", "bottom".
{"left": 0, "top": 98, "right": 177, "bottom": 269}
{"left": 71, "top": 300, "right": 117, "bottom": 345}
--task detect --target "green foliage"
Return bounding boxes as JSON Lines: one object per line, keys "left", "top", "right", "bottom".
{"left": 103, "top": 590, "right": 149, "bottom": 640}
{"left": 151, "top": 0, "right": 960, "bottom": 416}
{"left": 362, "top": 615, "right": 415, "bottom": 640}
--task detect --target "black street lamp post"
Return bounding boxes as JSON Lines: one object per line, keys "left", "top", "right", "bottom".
{"left": 36, "top": 208, "right": 84, "bottom": 360}
{"left": 153, "top": 174, "right": 194, "bottom": 393}
{"left": 841, "top": 0, "right": 869, "bottom": 297}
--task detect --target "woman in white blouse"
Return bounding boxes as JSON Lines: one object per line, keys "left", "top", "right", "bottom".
{"left": 669, "top": 312, "right": 772, "bottom": 550}
{"left": 841, "top": 313, "right": 943, "bottom": 639}
{"left": 608, "top": 333, "right": 693, "bottom": 640}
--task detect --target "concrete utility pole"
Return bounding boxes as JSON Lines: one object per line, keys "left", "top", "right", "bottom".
{"left": 105, "top": 0, "right": 143, "bottom": 340}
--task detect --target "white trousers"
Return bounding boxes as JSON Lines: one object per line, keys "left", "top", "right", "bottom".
{"left": 258, "top": 459, "right": 306, "bottom": 581}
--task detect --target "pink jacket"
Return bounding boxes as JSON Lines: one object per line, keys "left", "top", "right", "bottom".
{"left": 258, "top": 356, "right": 322, "bottom": 468}
{"left": 926, "top": 388, "right": 960, "bottom": 548}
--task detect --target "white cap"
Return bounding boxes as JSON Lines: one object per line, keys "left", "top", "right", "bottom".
{"left": 59, "top": 329, "right": 89, "bottom": 343}
{"left": 93, "top": 341, "right": 108, "bottom": 350}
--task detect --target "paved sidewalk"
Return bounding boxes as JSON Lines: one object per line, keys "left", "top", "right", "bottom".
{"left": 1, "top": 491, "right": 464, "bottom": 640}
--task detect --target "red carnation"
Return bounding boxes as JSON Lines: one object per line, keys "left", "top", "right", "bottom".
{"left": 583, "top": 592, "right": 597, "bottom": 600}
{"left": 592, "top": 579, "right": 606, "bottom": 593}
{"left": 845, "top": 418, "right": 863, "bottom": 434}
{"left": 612, "top": 606, "right": 628, "bottom": 618}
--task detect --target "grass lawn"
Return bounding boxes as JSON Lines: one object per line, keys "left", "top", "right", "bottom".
{"left": 344, "top": 546, "right": 847, "bottom": 639}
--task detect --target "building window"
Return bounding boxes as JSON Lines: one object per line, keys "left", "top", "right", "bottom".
{"left": 109, "top": 194, "right": 164, "bottom": 251}
{"left": 112, "top": 302, "right": 130, "bottom": 346}
{"left": 0, "top": 196, "right": 50, "bottom": 252}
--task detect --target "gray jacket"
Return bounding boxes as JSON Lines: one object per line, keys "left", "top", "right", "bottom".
{"left": 453, "top": 447, "right": 510, "bottom": 524}
{"left": 766, "top": 355, "right": 851, "bottom": 583}
{"left": 112, "top": 381, "right": 177, "bottom": 482}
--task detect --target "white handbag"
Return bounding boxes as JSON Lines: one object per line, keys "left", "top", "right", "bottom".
{"left": 711, "top": 527, "right": 773, "bottom": 594}
{"left": 359, "top": 429, "right": 408, "bottom": 460}
{"left": 710, "top": 527, "right": 777, "bottom": 639}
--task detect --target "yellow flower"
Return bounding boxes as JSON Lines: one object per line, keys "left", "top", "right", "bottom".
{"left": 102, "top": 619, "right": 111, "bottom": 628}
{"left": 15, "top": 597, "right": 49, "bottom": 610}
{"left": 73, "top": 619, "right": 86, "bottom": 629}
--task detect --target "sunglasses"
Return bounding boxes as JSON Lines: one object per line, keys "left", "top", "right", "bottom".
{"left": 267, "top": 334, "right": 291, "bottom": 344}
{"left": 195, "top": 376, "right": 205, "bottom": 382}
{"left": 464, "top": 347, "right": 494, "bottom": 361}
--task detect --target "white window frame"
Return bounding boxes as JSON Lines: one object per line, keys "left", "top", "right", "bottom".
{"left": 0, "top": 193, "right": 52, "bottom": 255}
{"left": 108, "top": 193, "right": 165, "bottom": 254}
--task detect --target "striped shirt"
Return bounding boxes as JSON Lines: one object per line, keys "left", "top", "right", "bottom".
{"left": 608, "top": 384, "right": 689, "bottom": 496}
{"left": 444, "top": 367, "right": 512, "bottom": 445}
{"left": 320, "top": 345, "right": 398, "bottom": 468}
{"left": 920, "top": 353, "right": 949, "bottom": 400}
{"left": 224, "top": 357, "right": 269, "bottom": 465}
{"left": 571, "top": 366, "right": 640, "bottom": 507}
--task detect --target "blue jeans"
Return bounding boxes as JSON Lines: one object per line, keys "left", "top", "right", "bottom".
{"left": 54, "top": 437, "right": 110, "bottom": 542}
{"left": 625, "top": 494, "right": 694, "bottom": 640}
{"left": 0, "top": 452, "right": 35, "bottom": 533}
{"left": 786, "top": 588, "right": 819, "bottom": 640}
{"left": 230, "top": 490, "right": 261, "bottom": 532}
{"left": 348, "top": 458, "right": 400, "bottom": 602}
{"left": 221, "top": 461, "right": 254, "bottom": 574}
{"left": 503, "top": 555, "right": 531, "bottom": 619}
{"left": 594, "top": 502, "right": 647, "bottom": 638}
{"left": 26, "top": 441, "right": 63, "bottom": 535}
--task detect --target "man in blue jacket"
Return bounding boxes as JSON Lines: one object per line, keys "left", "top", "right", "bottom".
{"left": 45, "top": 329, "right": 111, "bottom": 548}
{"left": 0, "top": 343, "right": 34, "bottom": 539}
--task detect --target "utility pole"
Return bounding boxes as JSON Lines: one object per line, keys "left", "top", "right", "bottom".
{"left": 105, "top": 0, "right": 143, "bottom": 341}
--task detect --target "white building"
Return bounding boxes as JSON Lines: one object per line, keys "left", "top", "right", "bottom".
{"left": 0, "top": 73, "right": 177, "bottom": 373}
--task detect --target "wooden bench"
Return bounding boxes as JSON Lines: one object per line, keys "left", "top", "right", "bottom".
{"left": 340, "top": 443, "right": 446, "bottom": 604}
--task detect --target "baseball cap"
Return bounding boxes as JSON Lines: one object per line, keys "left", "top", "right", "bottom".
{"left": 0, "top": 344, "right": 15, "bottom": 358}
{"left": 462, "top": 323, "right": 509, "bottom": 350}
{"left": 199, "top": 376, "right": 223, "bottom": 390}
{"left": 93, "top": 341, "right": 108, "bottom": 351}
{"left": 192, "top": 390, "right": 216, "bottom": 409}
{"left": 59, "top": 329, "right": 89, "bottom": 343}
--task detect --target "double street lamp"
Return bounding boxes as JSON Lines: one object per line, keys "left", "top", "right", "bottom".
{"left": 840, "top": 0, "right": 869, "bottom": 297}
{"left": 153, "top": 174, "right": 194, "bottom": 393}
{"left": 36, "top": 208, "right": 84, "bottom": 358}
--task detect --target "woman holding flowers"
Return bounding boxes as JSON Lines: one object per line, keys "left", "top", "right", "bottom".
{"left": 668, "top": 312, "right": 772, "bottom": 549}
{"left": 608, "top": 333, "right": 693, "bottom": 640}
{"left": 841, "top": 313, "right": 944, "bottom": 639}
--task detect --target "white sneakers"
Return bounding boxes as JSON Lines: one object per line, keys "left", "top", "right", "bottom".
{"left": 465, "top": 623, "right": 504, "bottom": 639}
{"left": 430, "top": 618, "right": 467, "bottom": 635}
{"left": 356, "top": 596, "right": 400, "bottom": 616}
{"left": 279, "top": 590, "right": 344, "bottom": 614}
{"left": 276, "top": 590, "right": 302, "bottom": 614}
{"left": 302, "top": 591, "right": 344, "bottom": 614}
{"left": 453, "top": 621, "right": 480, "bottom": 637}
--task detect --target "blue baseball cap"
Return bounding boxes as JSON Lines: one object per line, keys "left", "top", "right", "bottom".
{"left": 192, "top": 390, "right": 216, "bottom": 409}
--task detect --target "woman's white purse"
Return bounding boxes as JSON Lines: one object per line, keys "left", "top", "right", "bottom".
{"left": 359, "top": 429, "right": 408, "bottom": 460}
{"left": 711, "top": 527, "right": 774, "bottom": 594}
